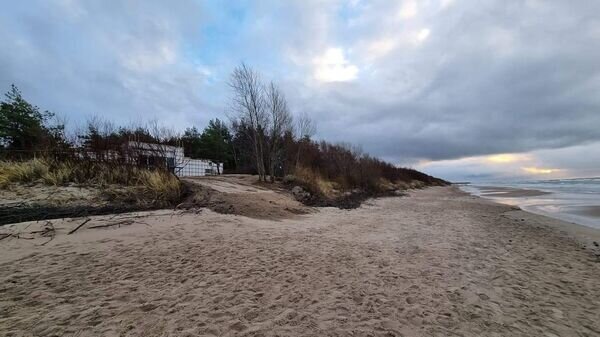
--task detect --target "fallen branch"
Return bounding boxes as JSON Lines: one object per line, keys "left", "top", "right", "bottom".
{"left": 12, "top": 233, "right": 35, "bottom": 240}
{"left": 88, "top": 219, "right": 135, "bottom": 229}
{"left": 68, "top": 218, "right": 91, "bottom": 235}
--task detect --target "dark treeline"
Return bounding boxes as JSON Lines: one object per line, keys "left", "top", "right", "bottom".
{"left": 0, "top": 64, "right": 446, "bottom": 195}
{"left": 0, "top": 85, "right": 68, "bottom": 152}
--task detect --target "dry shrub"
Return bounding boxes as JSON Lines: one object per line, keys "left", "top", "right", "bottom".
{"left": 290, "top": 141, "right": 448, "bottom": 195}
{"left": 282, "top": 174, "right": 296, "bottom": 185}
{"left": 291, "top": 166, "right": 337, "bottom": 198}
{"left": 377, "top": 178, "right": 396, "bottom": 192}
{"left": 408, "top": 180, "right": 426, "bottom": 189}
{"left": 394, "top": 180, "right": 410, "bottom": 190}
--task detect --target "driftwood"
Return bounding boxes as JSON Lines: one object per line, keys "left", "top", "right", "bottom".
{"left": 0, "top": 216, "right": 150, "bottom": 245}
{"left": 88, "top": 219, "right": 135, "bottom": 229}
{"left": 68, "top": 218, "right": 91, "bottom": 235}
{"left": 39, "top": 221, "right": 55, "bottom": 246}
{"left": 0, "top": 221, "right": 55, "bottom": 244}
{"left": 0, "top": 232, "right": 35, "bottom": 241}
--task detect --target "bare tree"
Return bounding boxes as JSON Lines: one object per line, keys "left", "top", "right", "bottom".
{"left": 265, "top": 82, "right": 293, "bottom": 182}
{"left": 297, "top": 111, "right": 317, "bottom": 140}
{"left": 295, "top": 111, "right": 317, "bottom": 167}
{"left": 146, "top": 119, "right": 181, "bottom": 172}
{"left": 229, "top": 63, "right": 268, "bottom": 182}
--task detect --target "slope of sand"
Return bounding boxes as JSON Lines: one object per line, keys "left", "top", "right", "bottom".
{"left": 1, "top": 187, "right": 600, "bottom": 336}
{"left": 181, "top": 175, "right": 311, "bottom": 219}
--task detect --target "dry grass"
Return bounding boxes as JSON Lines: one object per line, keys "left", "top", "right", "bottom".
{"left": 407, "top": 180, "right": 426, "bottom": 189}
{"left": 377, "top": 178, "right": 396, "bottom": 192}
{"left": 135, "top": 170, "right": 181, "bottom": 203}
{"left": 285, "top": 166, "right": 430, "bottom": 202}
{"left": 287, "top": 166, "right": 338, "bottom": 198}
{"left": 42, "top": 161, "right": 74, "bottom": 186}
{"left": 0, "top": 159, "right": 182, "bottom": 205}
{"left": 0, "top": 159, "right": 48, "bottom": 188}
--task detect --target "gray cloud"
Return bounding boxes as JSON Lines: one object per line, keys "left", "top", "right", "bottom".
{"left": 1, "top": 0, "right": 599, "bottom": 178}
{"left": 289, "top": 0, "right": 600, "bottom": 163}
{"left": 0, "top": 0, "right": 214, "bottom": 129}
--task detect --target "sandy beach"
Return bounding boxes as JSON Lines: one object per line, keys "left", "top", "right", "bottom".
{"left": 1, "top": 186, "right": 600, "bottom": 337}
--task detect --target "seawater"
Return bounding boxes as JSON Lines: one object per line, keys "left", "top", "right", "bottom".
{"left": 461, "top": 177, "right": 600, "bottom": 229}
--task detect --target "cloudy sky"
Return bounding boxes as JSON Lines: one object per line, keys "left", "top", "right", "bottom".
{"left": 1, "top": 0, "right": 599, "bottom": 181}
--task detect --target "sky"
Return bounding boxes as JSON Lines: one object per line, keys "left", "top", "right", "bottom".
{"left": 1, "top": 0, "right": 599, "bottom": 182}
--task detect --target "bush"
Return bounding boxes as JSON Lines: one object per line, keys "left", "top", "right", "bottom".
{"left": 288, "top": 141, "right": 448, "bottom": 195}
{"left": 291, "top": 166, "right": 337, "bottom": 198}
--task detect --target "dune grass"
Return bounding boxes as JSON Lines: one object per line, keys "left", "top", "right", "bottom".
{"left": 133, "top": 169, "right": 181, "bottom": 204}
{"left": 0, "top": 159, "right": 48, "bottom": 188}
{"left": 287, "top": 166, "right": 338, "bottom": 198}
{"left": 0, "top": 158, "right": 182, "bottom": 205}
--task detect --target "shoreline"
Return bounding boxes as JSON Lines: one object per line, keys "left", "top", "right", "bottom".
{"left": 1, "top": 186, "right": 599, "bottom": 336}
{"left": 455, "top": 186, "right": 600, "bottom": 251}
{"left": 460, "top": 184, "right": 600, "bottom": 231}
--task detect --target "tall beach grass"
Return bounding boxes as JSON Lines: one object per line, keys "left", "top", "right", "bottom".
{"left": 0, "top": 158, "right": 181, "bottom": 205}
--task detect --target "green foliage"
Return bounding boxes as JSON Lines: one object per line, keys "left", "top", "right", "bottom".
{"left": 199, "top": 119, "right": 233, "bottom": 165}
{"left": 182, "top": 119, "right": 235, "bottom": 170}
{"left": 181, "top": 126, "right": 203, "bottom": 159}
{"left": 0, "top": 85, "right": 65, "bottom": 151}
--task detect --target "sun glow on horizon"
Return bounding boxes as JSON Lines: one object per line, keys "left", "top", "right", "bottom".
{"left": 522, "top": 167, "right": 561, "bottom": 175}
{"left": 485, "top": 153, "right": 529, "bottom": 164}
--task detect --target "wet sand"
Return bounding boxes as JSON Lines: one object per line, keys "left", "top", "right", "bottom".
{"left": 570, "top": 205, "right": 600, "bottom": 218}
{"left": 1, "top": 186, "right": 599, "bottom": 336}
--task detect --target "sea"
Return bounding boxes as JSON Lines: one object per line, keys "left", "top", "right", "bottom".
{"left": 460, "top": 177, "right": 600, "bottom": 229}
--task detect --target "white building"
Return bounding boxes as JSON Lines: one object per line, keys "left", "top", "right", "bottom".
{"left": 125, "top": 141, "right": 223, "bottom": 177}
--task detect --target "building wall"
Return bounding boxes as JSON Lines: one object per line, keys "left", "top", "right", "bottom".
{"left": 125, "top": 141, "right": 223, "bottom": 177}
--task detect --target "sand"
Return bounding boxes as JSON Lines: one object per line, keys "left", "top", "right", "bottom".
{"left": 181, "top": 175, "right": 311, "bottom": 220}
{"left": 1, "top": 186, "right": 600, "bottom": 336}
{"left": 570, "top": 205, "right": 600, "bottom": 218}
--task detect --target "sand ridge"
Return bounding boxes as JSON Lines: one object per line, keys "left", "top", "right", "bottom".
{"left": 180, "top": 175, "right": 311, "bottom": 220}
{"left": 1, "top": 187, "right": 599, "bottom": 336}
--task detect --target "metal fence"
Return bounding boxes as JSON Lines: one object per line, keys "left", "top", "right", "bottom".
{"left": 0, "top": 147, "right": 175, "bottom": 172}
{"left": 0, "top": 146, "right": 223, "bottom": 177}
